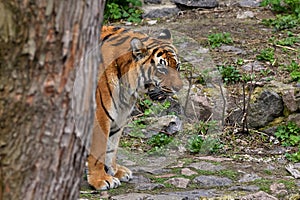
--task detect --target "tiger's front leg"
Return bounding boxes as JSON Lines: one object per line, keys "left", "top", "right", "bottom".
{"left": 105, "top": 128, "right": 133, "bottom": 182}
{"left": 87, "top": 117, "right": 121, "bottom": 190}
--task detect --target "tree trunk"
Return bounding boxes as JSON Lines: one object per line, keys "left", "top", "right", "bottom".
{"left": 0, "top": 0, "right": 105, "bottom": 199}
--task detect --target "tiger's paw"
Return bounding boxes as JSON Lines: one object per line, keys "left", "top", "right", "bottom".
{"left": 114, "top": 164, "right": 133, "bottom": 182}
{"left": 88, "top": 174, "right": 121, "bottom": 190}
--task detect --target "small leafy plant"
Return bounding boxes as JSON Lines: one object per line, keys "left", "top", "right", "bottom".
{"left": 256, "top": 48, "right": 275, "bottom": 63}
{"left": 275, "top": 32, "right": 300, "bottom": 46}
{"left": 218, "top": 65, "right": 241, "bottom": 84}
{"left": 260, "top": 0, "right": 300, "bottom": 30}
{"left": 187, "top": 135, "right": 222, "bottom": 154}
{"left": 284, "top": 60, "right": 300, "bottom": 83}
{"left": 275, "top": 121, "right": 300, "bottom": 162}
{"left": 208, "top": 32, "right": 233, "bottom": 48}
{"left": 104, "top": 0, "right": 143, "bottom": 23}
{"left": 147, "top": 133, "right": 173, "bottom": 148}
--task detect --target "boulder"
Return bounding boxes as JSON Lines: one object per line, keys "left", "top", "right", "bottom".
{"left": 173, "top": 0, "right": 218, "bottom": 9}
{"left": 247, "top": 90, "right": 283, "bottom": 128}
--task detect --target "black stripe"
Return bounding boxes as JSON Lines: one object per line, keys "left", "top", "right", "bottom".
{"left": 111, "top": 35, "right": 130, "bottom": 46}
{"left": 102, "top": 33, "right": 114, "bottom": 42}
{"left": 104, "top": 72, "right": 118, "bottom": 112}
{"left": 109, "top": 127, "right": 121, "bottom": 137}
{"left": 113, "top": 27, "right": 122, "bottom": 32}
{"left": 99, "top": 88, "right": 114, "bottom": 121}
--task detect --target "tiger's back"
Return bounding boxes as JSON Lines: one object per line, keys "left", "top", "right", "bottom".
{"left": 88, "top": 26, "right": 183, "bottom": 190}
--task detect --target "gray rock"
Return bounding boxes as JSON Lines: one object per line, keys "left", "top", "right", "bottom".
{"left": 238, "top": 173, "right": 261, "bottom": 182}
{"left": 163, "top": 189, "right": 217, "bottom": 199}
{"left": 181, "top": 168, "right": 197, "bottom": 176}
{"left": 241, "top": 61, "right": 265, "bottom": 72}
{"left": 193, "top": 175, "right": 233, "bottom": 187}
{"left": 174, "top": 0, "right": 218, "bottom": 9}
{"left": 165, "top": 177, "right": 190, "bottom": 188}
{"left": 248, "top": 90, "right": 283, "bottom": 128}
{"left": 282, "top": 89, "right": 298, "bottom": 112}
{"left": 237, "top": 11, "right": 255, "bottom": 19}
{"left": 229, "top": 185, "right": 260, "bottom": 192}
{"left": 189, "top": 161, "right": 225, "bottom": 171}
{"left": 135, "top": 183, "right": 165, "bottom": 190}
{"left": 241, "top": 191, "right": 278, "bottom": 200}
{"left": 220, "top": 45, "right": 246, "bottom": 55}
{"left": 238, "top": 0, "right": 262, "bottom": 7}
{"left": 144, "top": 0, "right": 162, "bottom": 4}
{"left": 143, "top": 7, "right": 180, "bottom": 18}
{"left": 111, "top": 193, "right": 152, "bottom": 200}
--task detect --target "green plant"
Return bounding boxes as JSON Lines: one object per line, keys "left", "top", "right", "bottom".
{"left": 208, "top": 32, "right": 233, "bottom": 48}
{"left": 284, "top": 60, "right": 300, "bottom": 82}
{"left": 275, "top": 121, "right": 300, "bottom": 162}
{"left": 187, "top": 135, "right": 222, "bottom": 154}
{"left": 187, "top": 135, "right": 204, "bottom": 153}
{"left": 148, "top": 133, "right": 173, "bottom": 147}
{"left": 256, "top": 48, "right": 275, "bottom": 63}
{"left": 275, "top": 32, "right": 300, "bottom": 46}
{"left": 260, "top": 0, "right": 300, "bottom": 16}
{"left": 218, "top": 65, "right": 241, "bottom": 84}
{"left": 104, "top": 0, "right": 143, "bottom": 23}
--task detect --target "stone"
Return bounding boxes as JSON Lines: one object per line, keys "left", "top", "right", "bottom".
{"left": 238, "top": 173, "right": 261, "bottom": 182}
{"left": 282, "top": 89, "right": 298, "bottom": 112}
{"left": 248, "top": 90, "right": 283, "bottom": 128}
{"left": 193, "top": 175, "right": 233, "bottom": 187}
{"left": 229, "top": 185, "right": 260, "bottom": 192}
{"left": 189, "top": 161, "right": 225, "bottom": 172}
{"left": 220, "top": 45, "right": 246, "bottom": 55}
{"left": 238, "top": 0, "right": 261, "bottom": 7}
{"left": 196, "top": 156, "right": 233, "bottom": 162}
{"left": 241, "top": 191, "right": 278, "bottom": 200}
{"left": 144, "top": 0, "right": 162, "bottom": 4}
{"left": 163, "top": 189, "right": 217, "bottom": 199}
{"left": 135, "top": 183, "right": 165, "bottom": 191}
{"left": 173, "top": 0, "right": 218, "bottom": 9}
{"left": 241, "top": 61, "right": 265, "bottom": 72}
{"left": 288, "top": 113, "right": 300, "bottom": 127}
{"left": 237, "top": 11, "right": 255, "bottom": 19}
{"left": 181, "top": 168, "right": 197, "bottom": 176}
{"left": 111, "top": 193, "right": 152, "bottom": 200}
{"left": 142, "top": 7, "right": 180, "bottom": 18}
{"left": 143, "top": 115, "right": 182, "bottom": 138}
{"left": 270, "top": 182, "right": 288, "bottom": 197}
{"left": 165, "top": 177, "right": 190, "bottom": 188}
{"left": 285, "top": 164, "right": 300, "bottom": 179}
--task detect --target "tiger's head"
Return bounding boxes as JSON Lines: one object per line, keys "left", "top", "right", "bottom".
{"left": 130, "top": 29, "right": 183, "bottom": 100}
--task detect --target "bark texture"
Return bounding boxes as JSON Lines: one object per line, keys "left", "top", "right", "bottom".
{"left": 0, "top": 0, "right": 105, "bottom": 199}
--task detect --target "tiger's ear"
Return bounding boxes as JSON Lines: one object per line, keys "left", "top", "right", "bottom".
{"left": 158, "top": 29, "right": 172, "bottom": 40}
{"left": 131, "top": 38, "right": 147, "bottom": 60}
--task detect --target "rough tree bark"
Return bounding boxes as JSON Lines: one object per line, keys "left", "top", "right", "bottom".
{"left": 0, "top": 0, "right": 105, "bottom": 199}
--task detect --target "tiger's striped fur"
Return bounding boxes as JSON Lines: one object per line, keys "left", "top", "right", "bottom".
{"left": 88, "top": 26, "right": 183, "bottom": 190}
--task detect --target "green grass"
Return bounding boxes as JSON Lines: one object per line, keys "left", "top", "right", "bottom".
{"left": 208, "top": 32, "right": 233, "bottom": 48}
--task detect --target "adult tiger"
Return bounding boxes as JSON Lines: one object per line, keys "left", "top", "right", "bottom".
{"left": 87, "top": 26, "right": 183, "bottom": 190}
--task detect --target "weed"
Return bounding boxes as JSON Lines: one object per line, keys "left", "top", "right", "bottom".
{"left": 147, "top": 133, "right": 173, "bottom": 148}
{"left": 187, "top": 135, "right": 204, "bottom": 153}
{"left": 208, "top": 32, "right": 233, "bottom": 48}
{"left": 261, "top": 0, "right": 300, "bottom": 30}
{"left": 256, "top": 48, "right": 275, "bottom": 63}
{"left": 187, "top": 135, "right": 222, "bottom": 154}
{"left": 275, "top": 121, "right": 300, "bottom": 162}
{"left": 218, "top": 65, "right": 241, "bottom": 84}
{"left": 275, "top": 32, "right": 300, "bottom": 46}
{"left": 104, "top": 0, "right": 143, "bottom": 23}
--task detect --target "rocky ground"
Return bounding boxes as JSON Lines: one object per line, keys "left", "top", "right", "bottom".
{"left": 80, "top": 0, "right": 300, "bottom": 199}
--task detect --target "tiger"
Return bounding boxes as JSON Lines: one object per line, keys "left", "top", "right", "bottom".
{"left": 87, "top": 26, "right": 183, "bottom": 190}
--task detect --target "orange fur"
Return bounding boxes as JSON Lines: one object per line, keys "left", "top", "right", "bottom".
{"left": 87, "top": 26, "right": 183, "bottom": 190}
